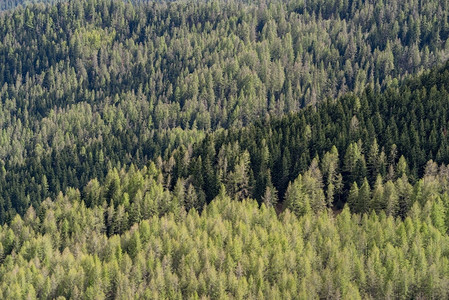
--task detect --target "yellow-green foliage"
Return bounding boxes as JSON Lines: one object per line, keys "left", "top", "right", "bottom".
{"left": 72, "top": 26, "right": 116, "bottom": 55}
{"left": 0, "top": 192, "right": 448, "bottom": 299}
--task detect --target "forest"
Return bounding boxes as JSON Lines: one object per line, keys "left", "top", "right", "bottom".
{"left": 1, "top": 0, "right": 449, "bottom": 298}
{"left": 1, "top": 0, "right": 449, "bottom": 220}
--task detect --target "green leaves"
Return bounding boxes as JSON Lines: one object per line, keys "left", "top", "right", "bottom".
{"left": 1, "top": 175, "right": 449, "bottom": 298}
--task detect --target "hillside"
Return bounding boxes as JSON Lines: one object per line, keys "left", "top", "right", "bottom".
{"left": 1, "top": 49, "right": 449, "bottom": 299}
{"left": 166, "top": 61, "right": 449, "bottom": 213}
{"left": 1, "top": 0, "right": 449, "bottom": 298}
{"left": 1, "top": 0, "right": 449, "bottom": 221}
{"left": 1, "top": 192, "right": 449, "bottom": 298}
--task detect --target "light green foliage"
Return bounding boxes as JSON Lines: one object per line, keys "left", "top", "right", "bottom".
{"left": 0, "top": 0, "right": 448, "bottom": 298}
{"left": 285, "top": 173, "right": 326, "bottom": 217}
{"left": 0, "top": 191, "right": 448, "bottom": 298}
{"left": 0, "top": 0, "right": 449, "bottom": 218}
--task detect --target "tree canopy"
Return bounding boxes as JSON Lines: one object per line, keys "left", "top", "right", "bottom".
{"left": 1, "top": 0, "right": 449, "bottom": 298}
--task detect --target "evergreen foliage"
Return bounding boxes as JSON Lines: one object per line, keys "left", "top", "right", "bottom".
{"left": 167, "top": 61, "right": 449, "bottom": 215}
{"left": 1, "top": 0, "right": 449, "bottom": 297}
{"left": 1, "top": 190, "right": 449, "bottom": 298}
{"left": 1, "top": 0, "right": 449, "bottom": 219}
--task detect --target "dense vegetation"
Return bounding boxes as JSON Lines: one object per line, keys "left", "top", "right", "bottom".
{"left": 2, "top": 0, "right": 449, "bottom": 298}
{"left": 1, "top": 134, "right": 449, "bottom": 298}
{"left": 0, "top": 0, "right": 48, "bottom": 11}
{"left": 168, "top": 62, "right": 449, "bottom": 214}
{"left": 1, "top": 0, "right": 449, "bottom": 220}
{"left": 1, "top": 183, "right": 449, "bottom": 299}
{"left": 4, "top": 48, "right": 449, "bottom": 222}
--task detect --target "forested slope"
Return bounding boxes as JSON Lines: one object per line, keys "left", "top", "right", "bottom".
{"left": 1, "top": 0, "right": 449, "bottom": 220}
{"left": 0, "top": 0, "right": 51, "bottom": 11}
{"left": 2, "top": 57, "right": 449, "bottom": 299}
{"left": 2, "top": 1, "right": 449, "bottom": 298}
{"left": 145, "top": 60, "right": 449, "bottom": 216}
{"left": 1, "top": 180, "right": 449, "bottom": 298}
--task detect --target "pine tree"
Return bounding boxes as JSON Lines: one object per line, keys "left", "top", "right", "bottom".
{"left": 262, "top": 172, "right": 279, "bottom": 208}
{"left": 384, "top": 180, "right": 399, "bottom": 216}
{"left": 228, "top": 151, "right": 251, "bottom": 200}
{"left": 285, "top": 177, "right": 311, "bottom": 217}
{"left": 321, "top": 146, "right": 342, "bottom": 207}
{"left": 370, "top": 175, "right": 384, "bottom": 212}
{"left": 348, "top": 184, "right": 359, "bottom": 213}
{"left": 357, "top": 178, "right": 371, "bottom": 214}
